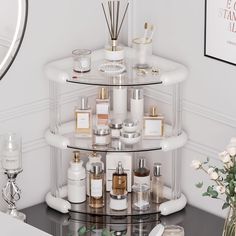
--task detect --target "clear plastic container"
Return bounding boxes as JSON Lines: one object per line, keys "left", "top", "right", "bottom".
{"left": 72, "top": 49, "right": 91, "bottom": 73}
{"left": 132, "top": 183, "right": 150, "bottom": 211}
{"left": 163, "top": 225, "right": 185, "bottom": 236}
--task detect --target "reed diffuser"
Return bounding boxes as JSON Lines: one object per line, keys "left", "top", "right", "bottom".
{"left": 101, "top": 1, "right": 129, "bottom": 61}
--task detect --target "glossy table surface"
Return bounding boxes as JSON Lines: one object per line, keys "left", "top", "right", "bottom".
{"left": 22, "top": 202, "right": 224, "bottom": 236}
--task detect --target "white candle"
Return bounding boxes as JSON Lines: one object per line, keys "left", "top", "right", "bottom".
{"left": 2, "top": 150, "right": 20, "bottom": 170}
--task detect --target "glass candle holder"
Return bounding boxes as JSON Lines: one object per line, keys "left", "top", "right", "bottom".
{"left": 1, "top": 133, "right": 22, "bottom": 171}
{"left": 132, "top": 183, "right": 150, "bottom": 211}
{"left": 132, "top": 38, "right": 152, "bottom": 69}
{"left": 163, "top": 225, "right": 185, "bottom": 236}
{"left": 72, "top": 49, "right": 91, "bottom": 73}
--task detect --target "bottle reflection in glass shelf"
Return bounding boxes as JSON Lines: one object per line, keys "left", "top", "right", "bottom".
{"left": 151, "top": 163, "right": 164, "bottom": 204}
{"left": 75, "top": 96, "right": 92, "bottom": 137}
{"left": 96, "top": 87, "right": 110, "bottom": 126}
{"left": 89, "top": 163, "right": 105, "bottom": 208}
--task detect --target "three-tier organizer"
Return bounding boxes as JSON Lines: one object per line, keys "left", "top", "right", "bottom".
{"left": 44, "top": 0, "right": 188, "bottom": 223}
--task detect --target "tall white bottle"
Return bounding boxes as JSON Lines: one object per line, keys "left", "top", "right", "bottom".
{"left": 130, "top": 88, "right": 144, "bottom": 129}
{"left": 113, "top": 86, "right": 127, "bottom": 121}
{"left": 86, "top": 152, "right": 104, "bottom": 196}
{"left": 67, "top": 151, "right": 86, "bottom": 203}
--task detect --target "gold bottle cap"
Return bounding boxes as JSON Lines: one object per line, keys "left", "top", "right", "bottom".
{"left": 150, "top": 106, "right": 158, "bottom": 117}
{"left": 99, "top": 87, "right": 108, "bottom": 100}
{"left": 73, "top": 151, "right": 80, "bottom": 163}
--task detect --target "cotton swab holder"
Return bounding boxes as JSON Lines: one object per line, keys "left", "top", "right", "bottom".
{"left": 132, "top": 37, "right": 152, "bottom": 69}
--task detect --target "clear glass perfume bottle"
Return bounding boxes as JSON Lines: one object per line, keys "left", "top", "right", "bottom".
{"left": 133, "top": 158, "right": 150, "bottom": 188}
{"left": 112, "top": 161, "right": 127, "bottom": 196}
{"left": 143, "top": 106, "right": 164, "bottom": 138}
{"left": 96, "top": 87, "right": 110, "bottom": 126}
{"left": 89, "top": 163, "right": 105, "bottom": 208}
{"left": 151, "top": 162, "right": 164, "bottom": 204}
{"left": 75, "top": 96, "right": 92, "bottom": 137}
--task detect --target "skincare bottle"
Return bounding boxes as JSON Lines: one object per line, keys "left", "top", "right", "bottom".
{"left": 96, "top": 87, "right": 110, "bottom": 125}
{"left": 113, "top": 86, "right": 127, "bottom": 120}
{"left": 130, "top": 88, "right": 144, "bottom": 129}
{"left": 89, "top": 163, "right": 105, "bottom": 208}
{"left": 133, "top": 158, "right": 150, "bottom": 188}
{"left": 75, "top": 96, "right": 92, "bottom": 137}
{"left": 67, "top": 151, "right": 86, "bottom": 203}
{"left": 143, "top": 106, "right": 164, "bottom": 138}
{"left": 112, "top": 161, "right": 127, "bottom": 196}
{"left": 86, "top": 152, "right": 104, "bottom": 196}
{"left": 151, "top": 163, "right": 164, "bottom": 204}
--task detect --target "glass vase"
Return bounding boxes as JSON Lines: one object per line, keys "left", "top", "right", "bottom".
{"left": 223, "top": 207, "right": 236, "bottom": 236}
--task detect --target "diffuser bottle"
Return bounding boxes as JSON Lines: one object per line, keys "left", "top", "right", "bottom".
{"left": 133, "top": 158, "right": 150, "bottom": 188}
{"left": 130, "top": 88, "right": 144, "bottom": 129}
{"left": 89, "top": 163, "right": 105, "bottom": 208}
{"left": 86, "top": 152, "right": 104, "bottom": 196}
{"left": 151, "top": 163, "right": 164, "bottom": 203}
{"left": 67, "top": 151, "right": 86, "bottom": 203}
{"left": 75, "top": 96, "right": 92, "bottom": 137}
{"left": 96, "top": 87, "right": 110, "bottom": 126}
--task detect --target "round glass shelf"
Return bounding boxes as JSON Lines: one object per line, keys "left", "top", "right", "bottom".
{"left": 67, "top": 134, "right": 163, "bottom": 153}
{"left": 69, "top": 193, "right": 166, "bottom": 218}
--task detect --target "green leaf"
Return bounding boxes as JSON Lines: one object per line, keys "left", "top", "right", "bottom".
{"left": 102, "top": 228, "right": 113, "bottom": 236}
{"left": 222, "top": 202, "right": 230, "bottom": 210}
{"left": 202, "top": 192, "right": 210, "bottom": 197}
{"left": 207, "top": 186, "right": 213, "bottom": 193}
{"left": 78, "top": 226, "right": 87, "bottom": 235}
{"left": 211, "top": 190, "right": 218, "bottom": 198}
{"left": 195, "top": 182, "right": 203, "bottom": 188}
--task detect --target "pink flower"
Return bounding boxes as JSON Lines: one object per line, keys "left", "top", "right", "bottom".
{"left": 219, "top": 151, "right": 231, "bottom": 163}
{"left": 216, "top": 186, "right": 225, "bottom": 194}
{"left": 191, "top": 160, "right": 202, "bottom": 169}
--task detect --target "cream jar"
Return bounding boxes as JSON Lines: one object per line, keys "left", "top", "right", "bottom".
{"left": 122, "top": 119, "right": 138, "bottom": 133}
{"left": 93, "top": 126, "right": 111, "bottom": 146}
{"left": 109, "top": 191, "right": 128, "bottom": 211}
{"left": 120, "top": 131, "right": 141, "bottom": 145}
{"left": 109, "top": 119, "right": 123, "bottom": 138}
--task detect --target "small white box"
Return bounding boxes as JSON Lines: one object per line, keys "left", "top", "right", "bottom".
{"left": 106, "top": 153, "right": 132, "bottom": 192}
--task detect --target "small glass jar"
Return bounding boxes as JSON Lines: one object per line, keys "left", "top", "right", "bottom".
{"left": 109, "top": 119, "right": 123, "bottom": 138}
{"left": 120, "top": 131, "right": 141, "bottom": 145}
{"left": 132, "top": 183, "right": 150, "bottom": 211}
{"left": 72, "top": 49, "right": 91, "bottom": 73}
{"left": 163, "top": 225, "right": 185, "bottom": 236}
{"left": 93, "top": 126, "right": 111, "bottom": 146}
{"left": 122, "top": 119, "right": 138, "bottom": 133}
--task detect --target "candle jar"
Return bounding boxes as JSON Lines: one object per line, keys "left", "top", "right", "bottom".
{"left": 72, "top": 49, "right": 91, "bottom": 73}
{"left": 132, "top": 38, "right": 152, "bottom": 69}
{"left": 93, "top": 126, "right": 111, "bottom": 146}
{"left": 132, "top": 183, "right": 150, "bottom": 211}
{"left": 163, "top": 225, "right": 185, "bottom": 236}
{"left": 1, "top": 133, "right": 22, "bottom": 171}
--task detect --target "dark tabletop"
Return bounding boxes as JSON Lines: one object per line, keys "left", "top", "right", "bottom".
{"left": 22, "top": 202, "right": 224, "bottom": 236}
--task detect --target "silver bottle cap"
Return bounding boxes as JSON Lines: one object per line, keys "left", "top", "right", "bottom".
{"left": 153, "top": 162, "right": 162, "bottom": 177}
{"left": 138, "top": 158, "right": 145, "bottom": 168}
{"left": 80, "top": 96, "right": 89, "bottom": 110}
{"left": 93, "top": 126, "right": 111, "bottom": 135}
{"left": 123, "top": 119, "right": 138, "bottom": 128}
{"left": 132, "top": 88, "right": 143, "bottom": 100}
{"left": 120, "top": 131, "right": 141, "bottom": 138}
{"left": 91, "top": 162, "right": 103, "bottom": 174}
{"left": 109, "top": 119, "right": 123, "bottom": 129}
{"left": 116, "top": 161, "right": 124, "bottom": 174}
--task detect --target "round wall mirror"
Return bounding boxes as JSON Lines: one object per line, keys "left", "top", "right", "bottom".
{"left": 0, "top": 0, "right": 28, "bottom": 80}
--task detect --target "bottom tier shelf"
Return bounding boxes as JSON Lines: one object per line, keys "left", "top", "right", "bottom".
{"left": 69, "top": 192, "right": 167, "bottom": 218}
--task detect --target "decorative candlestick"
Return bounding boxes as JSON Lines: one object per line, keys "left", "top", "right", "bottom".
{"left": 1, "top": 133, "right": 26, "bottom": 221}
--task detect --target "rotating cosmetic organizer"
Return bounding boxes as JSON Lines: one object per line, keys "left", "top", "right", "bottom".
{"left": 44, "top": 0, "right": 188, "bottom": 223}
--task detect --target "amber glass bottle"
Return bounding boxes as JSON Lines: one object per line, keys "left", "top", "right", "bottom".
{"left": 112, "top": 161, "right": 127, "bottom": 195}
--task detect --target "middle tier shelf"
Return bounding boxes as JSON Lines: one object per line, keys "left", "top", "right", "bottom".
{"left": 45, "top": 121, "right": 187, "bottom": 152}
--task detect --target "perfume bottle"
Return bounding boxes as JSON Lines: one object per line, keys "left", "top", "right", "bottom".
{"left": 75, "top": 96, "right": 92, "bottom": 137}
{"left": 130, "top": 88, "right": 144, "bottom": 129}
{"left": 67, "top": 151, "right": 86, "bottom": 203}
{"left": 151, "top": 163, "right": 164, "bottom": 203}
{"left": 89, "top": 163, "right": 105, "bottom": 208}
{"left": 96, "top": 87, "right": 110, "bottom": 125}
{"left": 86, "top": 152, "right": 104, "bottom": 196}
{"left": 112, "top": 161, "right": 127, "bottom": 196}
{"left": 143, "top": 106, "right": 164, "bottom": 138}
{"left": 133, "top": 158, "right": 150, "bottom": 188}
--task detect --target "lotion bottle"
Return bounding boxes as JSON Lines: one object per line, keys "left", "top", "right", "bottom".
{"left": 86, "top": 152, "right": 104, "bottom": 196}
{"left": 67, "top": 151, "right": 86, "bottom": 203}
{"left": 113, "top": 86, "right": 127, "bottom": 121}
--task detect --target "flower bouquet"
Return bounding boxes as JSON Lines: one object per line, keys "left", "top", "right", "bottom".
{"left": 191, "top": 138, "right": 236, "bottom": 236}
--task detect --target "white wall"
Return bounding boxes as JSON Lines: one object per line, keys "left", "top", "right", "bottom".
{"left": 0, "top": 0, "right": 235, "bottom": 219}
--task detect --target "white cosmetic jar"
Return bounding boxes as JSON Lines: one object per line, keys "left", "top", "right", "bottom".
{"left": 120, "top": 131, "right": 141, "bottom": 145}
{"left": 109, "top": 119, "right": 123, "bottom": 138}
{"left": 122, "top": 119, "right": 138, "bottom": 133}
{"left": 93, "top": 126, "right": 111, "bottom": 146}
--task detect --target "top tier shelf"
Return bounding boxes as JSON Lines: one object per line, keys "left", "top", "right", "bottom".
{"left": 44, "top": 47, "right": 188, "bottom": 87}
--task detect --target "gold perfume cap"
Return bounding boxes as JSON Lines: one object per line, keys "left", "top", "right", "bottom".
{"left": 73, "top": 151, "right": 80, "bottom": 163}
{"left": 99, "top": 87, "right": 108, "bottom": 100}
{"left": 150, "top": 106, "right": 158, "bottom": 117}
